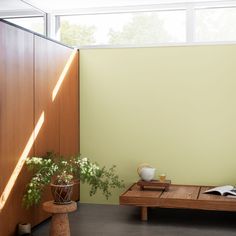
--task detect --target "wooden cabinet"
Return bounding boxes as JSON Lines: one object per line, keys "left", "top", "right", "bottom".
{"left": 59, "top": 49, "right": 79, "bottom": 156}
{"left": 34, "top": 36, "right": 80, "bottom": 223}
{"left": 59, "top": 49, "right": 80, "bottom": 201}
{"left": 34, "top": 36, "right": 79, "bottom": 157}
{"left": 34, "top": 36, "right": 61, "bottom": 155}
{"left": 0, "top": 21, "right": 79, "bottom": 235}
{"left": 0, "top": 21, "right": 34, "bottom": 236}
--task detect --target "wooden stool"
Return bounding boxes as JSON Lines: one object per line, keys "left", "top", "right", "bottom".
{"left": 43, "top": 201, "right": 77, "bottom": 236}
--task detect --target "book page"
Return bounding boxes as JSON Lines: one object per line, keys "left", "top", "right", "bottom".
{"left": 204, "top": 185, "right": 234, "bottom": 195}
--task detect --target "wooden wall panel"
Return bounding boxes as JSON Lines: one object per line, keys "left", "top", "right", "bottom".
{"left": 60, "top": 52, "right": 79, "bottom": 155}
{"left": 0, "top": 21, "right": 79, "bottom": 235}
{"left": 34, "top": 35, "right": 79, "bottom": 155}
{"left": 60, "top": 51, "right": 80, "bottom": 200}
{"left": 0, "top": 21, "right": 34, "bottom": 236}
{"left": 34, "top": 36, "right": 79, "bottom": 221}
{"left": 34, "top": 36, "right": 61, "bottom": 155}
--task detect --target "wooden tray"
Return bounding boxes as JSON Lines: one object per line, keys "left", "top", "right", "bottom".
{"left": 137, "top": 179, "right": 171, "bottom": 191}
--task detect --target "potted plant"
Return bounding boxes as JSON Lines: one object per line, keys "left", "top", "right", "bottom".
{"left": 23, "top": 152, "right": 124, "bottom": 208}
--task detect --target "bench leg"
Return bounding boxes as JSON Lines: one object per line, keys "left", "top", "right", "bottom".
{"left": 141, "top": 206, "right": 148, "bottom": 221}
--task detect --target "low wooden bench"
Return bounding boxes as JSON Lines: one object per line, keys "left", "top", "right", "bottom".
{"left": 120, "top": 183, "right": 236, "bottom": 221}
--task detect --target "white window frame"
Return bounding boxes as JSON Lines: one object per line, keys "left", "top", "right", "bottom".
{"left": 2, "top": 14, "right": 47, "bottom": 35}
{"left": 17, "top": 0, "right": 236, "bottom": 48}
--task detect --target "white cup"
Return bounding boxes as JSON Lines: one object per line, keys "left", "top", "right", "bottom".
{"left": 140, "top": 167, "right": 156, "bottom": 181}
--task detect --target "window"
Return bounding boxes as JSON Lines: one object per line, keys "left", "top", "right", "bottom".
{"left": 52, "top": 1, "right": 236, "bottom": 47}
{"left": 58, "top": 10, "right": 186, "bottom": 47}
{"left": 9, "top": 0, "right": 236, "bottom": 47}
{"left": 195, "top": 7, "right": 236, "bottom": 42}
{"left": 5, "top": 16, "right": 45, "bottom": 35}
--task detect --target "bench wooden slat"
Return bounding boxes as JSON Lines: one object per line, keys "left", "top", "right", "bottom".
{"left": 198, "top": 186, "right": 236, "bottom": 202}
{"left": 160, "top": 186, "right": 200, "bottom": 200}
{"left": 130, "top": 184, "right": 142, "bottom": 191}
{"left": 124, "top": 190, "right": 163, "bottom": 198}
{"left": 120, "top": 183, "right": 236, "bottom": 221}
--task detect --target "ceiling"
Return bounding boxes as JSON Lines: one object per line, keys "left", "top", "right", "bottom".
{"left": 0, "top": 0, "right": 236, "bottom": 15}
{"left": 0, "top": 0, "right": 42, "bottom": 17}
{"left": 23, "top": 0, "right": 236, "bottom": 13}
{"left": 0, "top": 0, "right": 33, "bottom": 11}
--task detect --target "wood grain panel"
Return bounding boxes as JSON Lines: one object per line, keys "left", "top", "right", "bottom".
{"left": 34, "top": 36, "right": 67, "bottom": 223}
{"left": 59, "top": 51, "right": 79, "bottom": 156}
{"left": 198, "top": 186, "right": 236, "bottom": 202}
{"left": 34, "top": 36, "right": 79, "bottom": 220}
{"left": 34, "top": 35, "right": 79, "bottom": 155}
{"left": 34, "top": 36, "right": 61, "bottom": 155}
{"left": 0, "top": 21, "right": 34, "bottom": 236}
{"left": 124, "top": 190, "right": 163, "bottom": 198}
{"left": 59, "top": 50, "right": 79, "bottom": 200}
{"left": 120, "top": 184, "right": 163, "bottom": 206}
{"left": 120, "top": 184, "right": 236, "bottom": 212}
{"left": 131, "top": 184, "right": 142, "bottom": 191}
{"left": 160, "top": 185, "right": 200, "bottom": 200}
{"left": 158, "top": 198, "right": 236, "bottom": 211}
{"left": 124, "top": 184, "right": 163, "bottom": 198}
{"left": 0, "top": 21, "right": 79, "bottom": 234}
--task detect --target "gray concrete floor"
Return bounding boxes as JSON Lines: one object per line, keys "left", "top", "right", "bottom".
{"left": 32, "top": 203, "right": 236, "bottom": 236}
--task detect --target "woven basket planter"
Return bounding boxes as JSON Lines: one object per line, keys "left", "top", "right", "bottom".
{"left": 50, "top": 183, "right": 73, "bottom": 204}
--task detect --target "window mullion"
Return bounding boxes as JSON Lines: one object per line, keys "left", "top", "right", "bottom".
{"left": 186, "top": 4, "right": 195, "bottom": 43}
{"left": 45, "top": 13, "right": 56, "bottom": 38}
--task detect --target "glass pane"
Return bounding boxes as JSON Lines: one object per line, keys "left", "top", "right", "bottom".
{"left": 58, "top": 10, "right": 186, "bottom": 47}
{"left": 195, "top": 7, "right": 236, "bottom": 42}
{"left": 5, "top": 17, "right": 44, "bottom": 35}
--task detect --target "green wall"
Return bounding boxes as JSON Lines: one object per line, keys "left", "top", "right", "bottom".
{"left": 80, "top": 45, "right": 236, "bottom": 204}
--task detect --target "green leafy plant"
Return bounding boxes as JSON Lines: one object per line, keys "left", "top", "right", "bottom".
{"left": 23, "top": 152, "right": 124, "bottom": 208}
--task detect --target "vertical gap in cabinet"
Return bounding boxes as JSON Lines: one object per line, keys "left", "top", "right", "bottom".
{"left": 58, "top": 49, "right": 61, "bottom": 157}
{"left": 33, "top": 34, "right": 36, "bottom": 156}
{"left": 78, "top": 50, "right": 80, "bottom": 154}
{"left": 31, "top": 34, "right": 36, "bottom": 225}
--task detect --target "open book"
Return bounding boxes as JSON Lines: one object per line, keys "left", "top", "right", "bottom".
{"left": 204, "top": 185, "right": 236, "bottom": 196}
